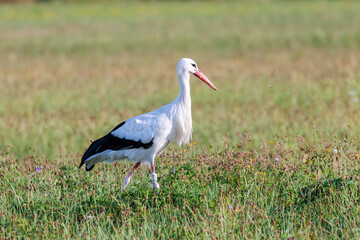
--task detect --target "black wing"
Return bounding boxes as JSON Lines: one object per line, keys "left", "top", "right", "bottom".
{"left": 79, "top": 121, "right": 153, "bottom": 171}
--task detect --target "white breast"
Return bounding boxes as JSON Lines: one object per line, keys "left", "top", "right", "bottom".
{"left": 171, "top": 101, "right": 192, "bottom": 146}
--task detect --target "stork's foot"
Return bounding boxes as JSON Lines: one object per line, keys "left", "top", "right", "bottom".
{"left": 153, "top": 181, "right": 160, "bottom": 189}
{"left": 151, "top": 173, "right": 160, "bottom": 189}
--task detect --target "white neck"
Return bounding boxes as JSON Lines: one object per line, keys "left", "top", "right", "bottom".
{"left": 170, "top": 70, "right": 192, "bottom": 145}
{"left": 175, "top": 70, "right": 191, "bottom": 106}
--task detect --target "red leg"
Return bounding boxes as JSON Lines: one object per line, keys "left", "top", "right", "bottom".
{"left": 151, "top": 164, "right": 155, "bottom": 173}
{"left": 121, "top": 162, "right": 141, "bottom": 191}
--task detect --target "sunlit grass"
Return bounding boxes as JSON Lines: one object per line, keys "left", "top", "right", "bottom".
{"left": 1, "top": 1, "right": 360, "bottom": 238}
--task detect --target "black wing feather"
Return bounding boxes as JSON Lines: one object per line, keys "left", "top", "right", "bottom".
{"left": 79, "top": 121, "right": 153, "bottom": 171}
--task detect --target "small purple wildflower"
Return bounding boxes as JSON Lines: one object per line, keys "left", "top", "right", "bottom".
{"left": 36, "top": 166, "right": 41, "bottom": 172}
{"left": 229, "top": 205, "right": 233, "bottom": 210}
{"left": 172, "top": 169, "right": 176, "bottom": 173}
{"left": 274, "top": 157, "right": 279, "bottom": 163}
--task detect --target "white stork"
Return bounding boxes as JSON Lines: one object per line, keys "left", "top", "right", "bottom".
{"left": 79, "top": 58, "right": 217, "bottom": 190}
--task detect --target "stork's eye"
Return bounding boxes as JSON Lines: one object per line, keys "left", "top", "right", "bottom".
{"left": 191, "top": 63, "right": 197, "bottom": 68}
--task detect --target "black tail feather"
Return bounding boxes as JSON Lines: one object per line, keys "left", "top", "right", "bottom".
{"left": 85, "top": 164, "right": 95, "bottom": 171}
{"left": 79, "top": 136, "right": 107, "bottom": 171}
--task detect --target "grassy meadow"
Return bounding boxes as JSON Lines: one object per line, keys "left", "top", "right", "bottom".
{"left": 1, "top": 1, "right": 360, "bottom": 238}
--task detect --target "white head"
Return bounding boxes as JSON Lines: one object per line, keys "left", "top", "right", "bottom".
{"left": 177, "top": 58, "right": 218, "bottom": 91}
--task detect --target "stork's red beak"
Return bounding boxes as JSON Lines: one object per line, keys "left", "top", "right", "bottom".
{"left": 193, "top": 69, "right": 218, "bottom": 91}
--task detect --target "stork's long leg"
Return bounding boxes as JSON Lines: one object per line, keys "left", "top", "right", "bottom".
{"left": 150, "top": 163, "right": 160, "bottom": 189}
{"left": 121, "top": 162, "right": 141, "bottom": 191}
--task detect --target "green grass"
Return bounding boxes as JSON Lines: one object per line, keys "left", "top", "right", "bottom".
{"left": 1, "top": 1, "right": 360, "bottom": 238}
